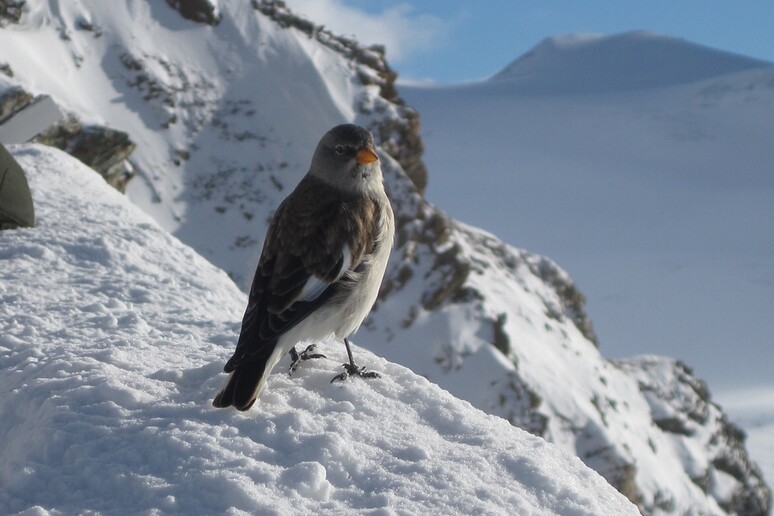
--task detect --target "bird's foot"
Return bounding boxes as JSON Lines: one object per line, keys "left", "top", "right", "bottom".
{"left": 288, "top": 344, "right": 327, "bottom": 375}
{"left": 330, "top": 363, "right": 381, "bottom": 383}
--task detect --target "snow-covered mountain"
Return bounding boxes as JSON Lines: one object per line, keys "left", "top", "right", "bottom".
{"left": 491, "top": 31, "right": 770, "bottom": 94}
{"left": 401, "top": 31, "right": 774, "bottom": 394}
{"left": 1, "top": 3, "right": 769, "bottom": 514}
{"left": 0, "top": 144, "right": 639, "bottom": 514}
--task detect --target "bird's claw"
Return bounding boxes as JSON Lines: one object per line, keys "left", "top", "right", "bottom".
{"left": 330, "top": 363, "right": 381, "bottom": 383}
{"left": 288, "top": 344, "right": 327, "bottom": 375}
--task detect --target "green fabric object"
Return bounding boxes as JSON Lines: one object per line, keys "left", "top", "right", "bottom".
{"left": 0, "top": 143, "right": 35, "bottom": 229}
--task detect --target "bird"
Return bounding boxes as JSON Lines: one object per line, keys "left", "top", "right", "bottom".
{"left": 212, "top": 124, "right": 395, "bottom": 411}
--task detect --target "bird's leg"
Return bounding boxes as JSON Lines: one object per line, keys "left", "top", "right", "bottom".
{"left": 330, "top": 338, "right": 381, "bottom": 382}
{"left": 288, "top": 344, "right": 327, "bottom": 375}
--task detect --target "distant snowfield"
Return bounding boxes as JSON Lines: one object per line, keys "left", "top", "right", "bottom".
{"left": 0, "top": 145, "right": 637, "bottom": 514}
{"left": 401, "top": 33, "right": 774, "bottom": 394}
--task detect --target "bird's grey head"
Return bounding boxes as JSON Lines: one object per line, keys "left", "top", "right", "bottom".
{"left": 308, "top": 124, "right": 383, "bottom": 194}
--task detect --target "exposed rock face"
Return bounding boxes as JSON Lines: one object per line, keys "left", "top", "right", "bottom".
{"left": 37, "top": 118, "right": 136, "bottom": 192}
{"left": 0, "top": 85, "right": 32, "bottom": 120}
{"left": 0, "top": 0, "right": 25, "bottom": 26}
{"left": 165, "top": 0, "right": 221, "bottom": 26}
{"left": 618, "top": 357, "right": 771, "bottom": 515}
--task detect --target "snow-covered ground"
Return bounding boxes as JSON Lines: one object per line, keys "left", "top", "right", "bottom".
{"left": 0, "top": 145, "right": 638, "bottom": 514}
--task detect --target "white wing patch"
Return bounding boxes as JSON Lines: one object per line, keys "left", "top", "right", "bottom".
{"left": 297, "top": 245, "right": 353, "bottom": 303}
{"left": 340, "top": 245, "right": 353, "bottom": 273}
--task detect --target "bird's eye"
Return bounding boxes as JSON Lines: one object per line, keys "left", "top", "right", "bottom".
{"left": 334, "top": 145, "right": 345, "bottom": 155}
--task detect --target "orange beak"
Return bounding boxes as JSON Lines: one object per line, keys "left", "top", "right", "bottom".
{"left": 356, "top": 146, "right": 379, "bottom": 165}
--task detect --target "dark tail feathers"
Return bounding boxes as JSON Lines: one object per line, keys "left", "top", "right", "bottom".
{"left": 212, "top": 363, "right": 266, "bottom": 411}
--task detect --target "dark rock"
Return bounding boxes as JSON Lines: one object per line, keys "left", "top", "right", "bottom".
{"left": 619, "top": 356, "right": 771, "bottom": 514}
{"left": 0, "top": 86, "right": 32, "bottom": 121}
{"left": 1, "top": 63, "right": 14, "bottom": 78}
{"left": 492, "top": 313, "right": 511, "bottom": 356}
{"left": 654, "top": 416, "right": 694, "bottom": 436}
{"left": 165, "top": 0, "right": 220, "bottom": 26}
{"left": 0, "top": 0, "right": 25, "bottom": 25}
{"left": 37, "top": 117, "right": 137, "bottom": 192}
{"left": 528, "top": 255, "right": 598, "bottom": 345}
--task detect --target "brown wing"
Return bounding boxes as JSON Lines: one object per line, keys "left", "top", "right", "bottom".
{"left": 224, "top": 176, "right": 379, "bottom": 371}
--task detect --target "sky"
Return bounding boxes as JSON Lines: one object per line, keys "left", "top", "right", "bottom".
{"left": 283, "top": 0, "right": 774, "bottom": 83}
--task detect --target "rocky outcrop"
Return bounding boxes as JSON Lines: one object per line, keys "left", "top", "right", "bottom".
{"left": 0, "top": 78, "right": 136, "bottom": 192}
{"left": 165, "top": 0, "right": 221, "bottom": 26}
{"left": 619, "top": 357, "right": 771, "bottom": 515}
{"left": 37, "top": 118, "right": 136, "bottom": 192}
{"left": 0, "top": 0, "right": 25, "bottom": 26}
{"left": 0, "top": 85, "right": 32, "bottom": 121}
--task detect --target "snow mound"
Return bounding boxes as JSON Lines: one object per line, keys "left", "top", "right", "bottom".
{"left": 491, "top": 31, "right": 771, "bottom": 94}
{"left": 0, "top": 145, "right": 637, "bottom": 514}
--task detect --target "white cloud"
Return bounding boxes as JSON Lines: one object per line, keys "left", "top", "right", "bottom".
{"left": 281, "top": 0, "right": 449, "bottom": 62}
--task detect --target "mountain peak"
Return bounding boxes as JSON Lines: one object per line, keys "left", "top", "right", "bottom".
{"left": 491, "top": 31, "right": 772, "bottom": 94}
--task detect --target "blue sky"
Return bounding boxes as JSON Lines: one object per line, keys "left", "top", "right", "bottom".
{"left": 284, "top": 0, "right": 774, "bottom": 83}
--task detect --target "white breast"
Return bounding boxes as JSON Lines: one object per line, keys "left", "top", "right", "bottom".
{"left": 274, "top": 186, "right": 395, "bottom": 354}
{"left": 334, "top": 189, "right": 395, "bottom": 338}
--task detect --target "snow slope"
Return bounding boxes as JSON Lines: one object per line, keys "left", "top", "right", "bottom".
{"left": 401, "top": 32, "right": 774, "bottom": 392}
{"left": 0, "top": 145, "right": 638, "bottom": 515}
